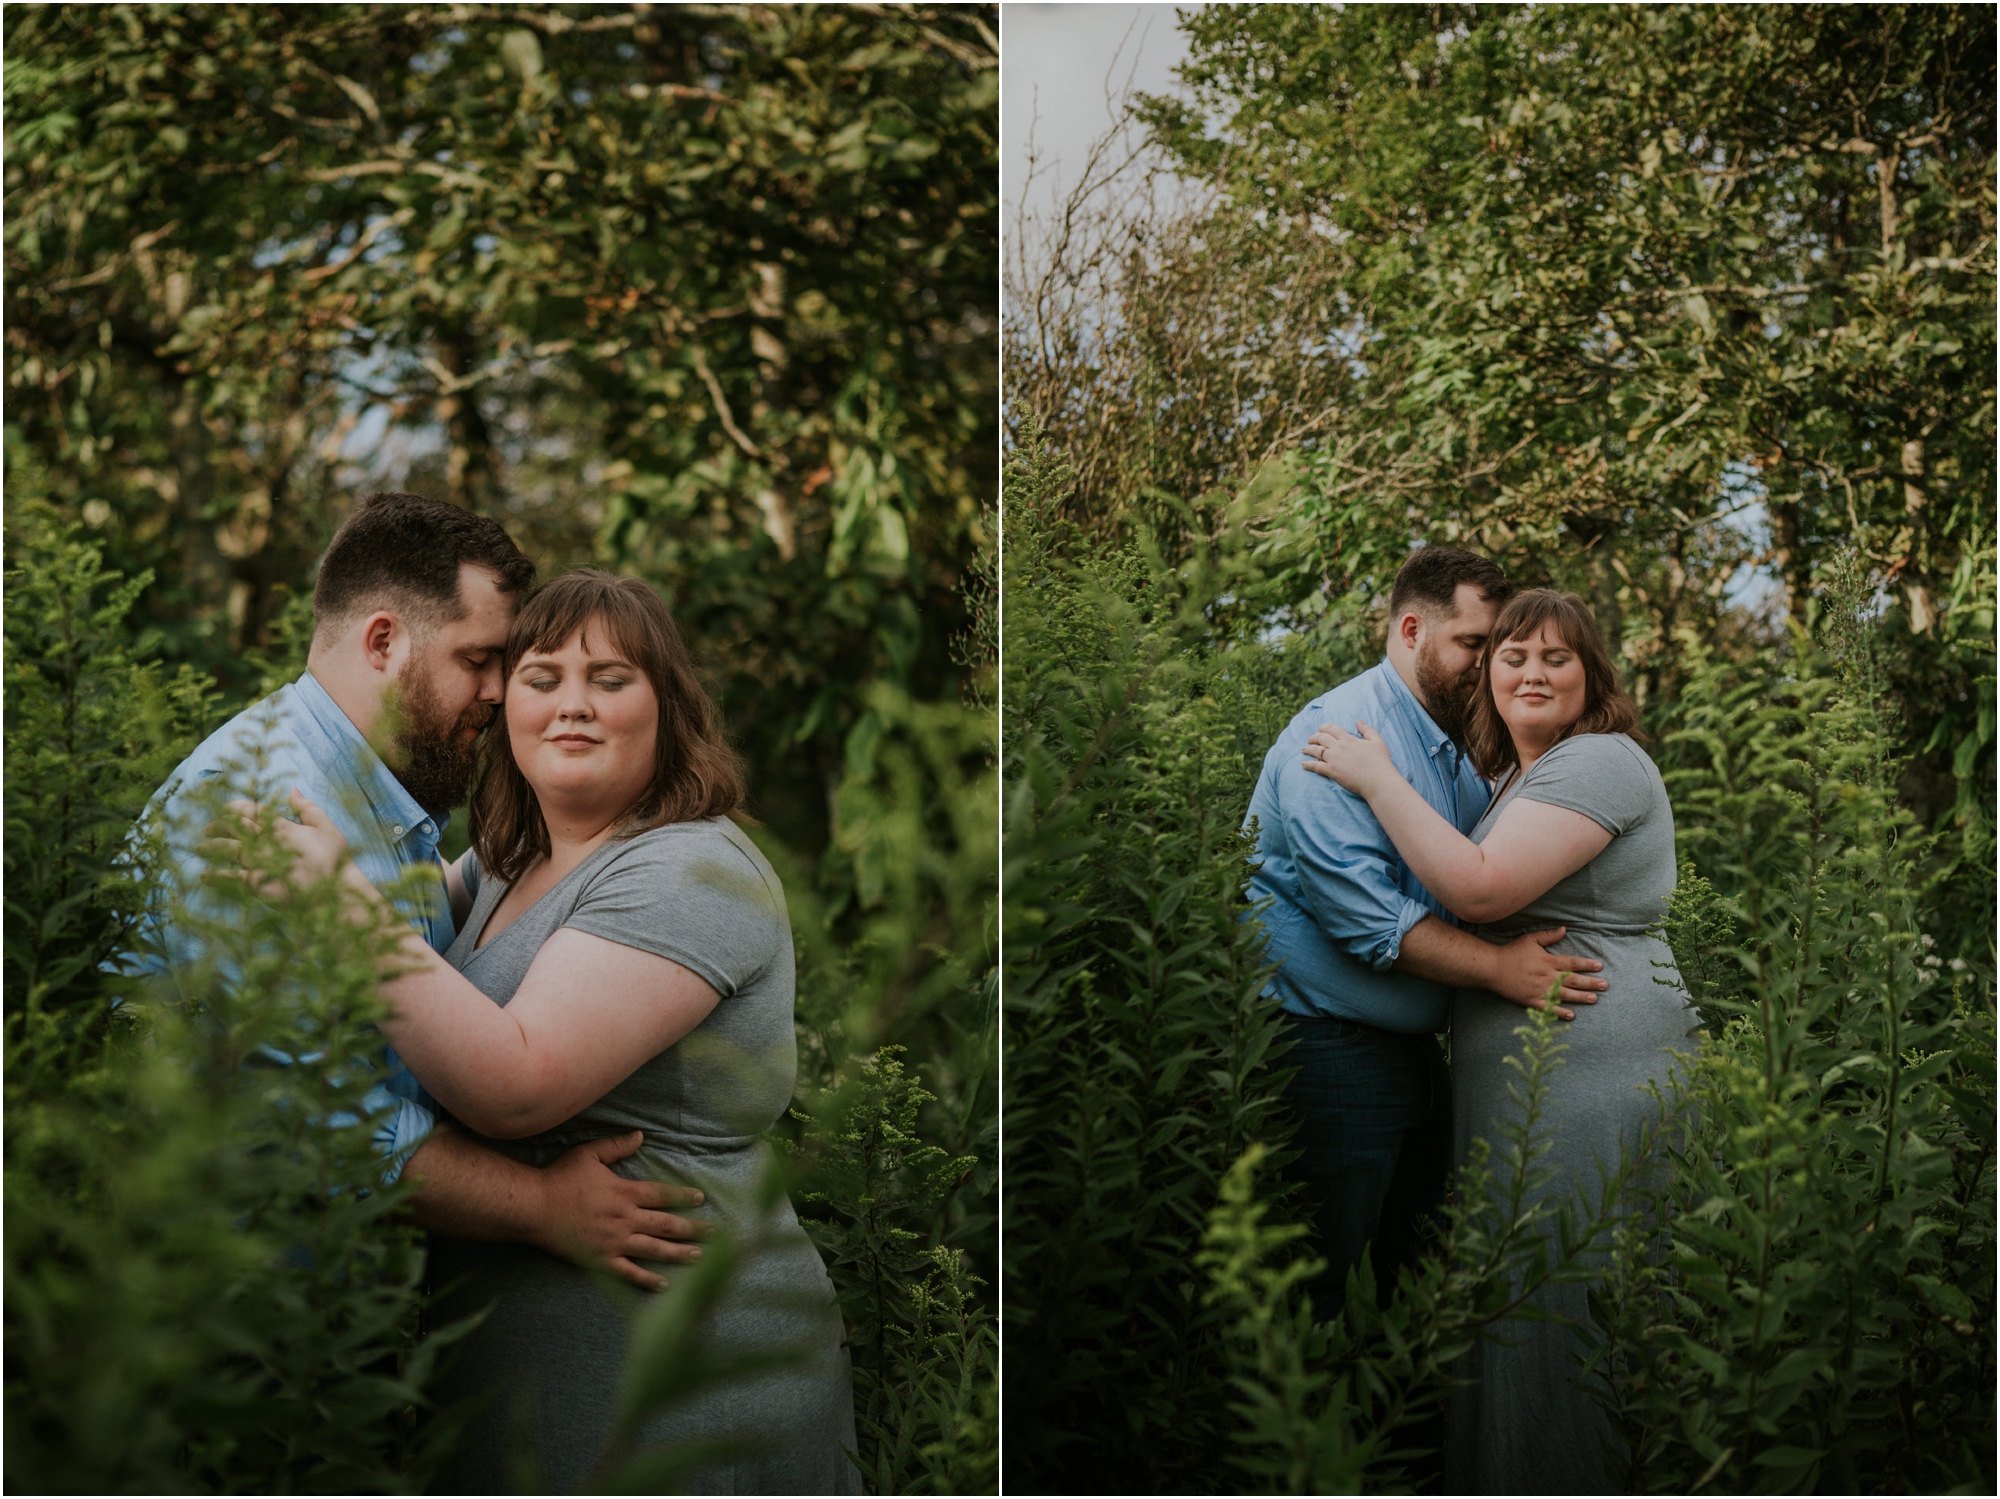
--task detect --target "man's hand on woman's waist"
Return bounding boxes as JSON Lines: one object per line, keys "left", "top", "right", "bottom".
{"left": 402, "top": 1125, "right": 714, "bottom": 1291}
{"left": 1392, "top": 915, "right": 1607, "bottom": 1021}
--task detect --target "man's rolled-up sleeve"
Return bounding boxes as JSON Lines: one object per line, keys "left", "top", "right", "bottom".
{"left": 369, "top": 1089, "right": 436, "bottom": 1181}
{"left": 1279, "top": 754, "right": 1436, "bottom": 972}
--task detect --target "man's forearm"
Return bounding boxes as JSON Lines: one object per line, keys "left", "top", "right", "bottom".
{"left": 400, "top": 1126, "right": 711, "bottom": 1291}
{"left": 399, "top": 1126, "right": 548, "bottom": 1245}
{"left": 1390, "top": 914, "right": 1495, "bottom": 991}
{"left": 1390, "top": 913, "right": 1606, "bottom": 1014}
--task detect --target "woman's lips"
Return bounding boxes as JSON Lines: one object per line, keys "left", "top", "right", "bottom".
{"left": 550, "top": 734, "right": 599, "bottom": 746}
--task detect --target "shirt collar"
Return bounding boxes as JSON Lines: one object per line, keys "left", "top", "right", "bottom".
{"left": 291, "top": 671, "right": 446, "bottom": 844}
{"left": 1376, "top": 658, "right": 1460, "bottom": 762}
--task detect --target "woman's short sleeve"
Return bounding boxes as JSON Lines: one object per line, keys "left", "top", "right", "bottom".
{"left": 1513, "top": 733, "right": 1661, "bottom": 837}
{"left": 460, "top": 850, "right": 483, "bottom": 902}
{"left": 561, "top": 822, "right": 784, "bottom": 999}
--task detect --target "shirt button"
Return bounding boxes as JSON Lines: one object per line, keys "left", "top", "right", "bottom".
{"left": 421, "top": 822, "right": 434, "bottom": 836}
{"left": 392, "top": 824, "right": 405, "bottom": 837}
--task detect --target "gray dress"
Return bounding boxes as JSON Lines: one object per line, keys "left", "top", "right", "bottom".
{"left": 424, "top": 818, "right": 858, "bottom": 1496}
{"left": 1444, "top": 733, "right": 1699, "bottom": 1495}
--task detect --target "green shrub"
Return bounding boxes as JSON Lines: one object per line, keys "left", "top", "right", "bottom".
{"left": 1586, "top": 583, "right": 1996, "bottom": 1493}
{"left": 789, "top": 1048, "right": 995, "bottom": 1496}
{"left": 1002, "top": 418, "right": 1350, "bottom": 1491}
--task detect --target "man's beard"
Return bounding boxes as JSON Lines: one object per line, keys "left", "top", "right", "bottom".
{"left": 1413, "top": 639, "right": 1480, "bottom": 744}
{"left": 388, "top": 659, "right": 493, "bottom": 818}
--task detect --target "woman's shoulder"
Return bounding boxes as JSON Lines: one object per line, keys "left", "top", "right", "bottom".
{"left": 1535, "top": 730, "right": 1658, "bottom": 778}
{"left": 560, "top": 819, "right": 787, "bottom": 997}
{"left": 1522, "top": 732, "right": 1666, "bottom": 829}
{"left": 613, "top": 814, "right": 770, "bottom": 864}
{"left": 593, "top": 817, "right": 784, "bottom": 909}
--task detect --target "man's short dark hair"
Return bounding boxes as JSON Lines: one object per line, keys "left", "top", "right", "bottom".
{"left": 1386, "top": 545, "right": 1511, "bottom": 622}
{"left": 313, "top": 492, "right": 536, "bottom": 637}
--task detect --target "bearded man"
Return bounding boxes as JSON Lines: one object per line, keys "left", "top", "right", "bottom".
{"left": 143, "top": 491, "right": 705, "bottom": 1290}
{"left": 1244, "top": 545, "right": 1609, "bottom": 1301}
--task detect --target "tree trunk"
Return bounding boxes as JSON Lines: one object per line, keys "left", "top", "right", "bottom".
{"left": 1565, "top": 511, "right": 1623, "bottom": 658}
{"left": 1901, "top": 438, "right": 1933, "bottom": 633}
{"left": 437, "top": 328, "right": 497, "bottom": 513}
{"left": 1877, "top": 145, "right": 1901, "bottom": 263}
{"left": 1770, "top": 497, "right": 1810, "bottom": 627}
{"left": 171, "top": 384, "right": 227, "bottom": 623}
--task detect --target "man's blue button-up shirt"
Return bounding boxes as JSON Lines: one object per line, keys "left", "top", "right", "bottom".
{"left": 141, "top": 671, "right": 448, "bottom": 1168}
{"left": 1244, "top": 659, "right": 1491, "bottom": 1034}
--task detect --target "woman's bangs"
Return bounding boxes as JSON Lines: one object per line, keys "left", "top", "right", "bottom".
{"left": 1496, "top": 596, "right": 1584, "bottom": 653}
{"left": 1504, "top": 618, "right": 1571, "bottom": 650}
{"left": 513, "top": 589, "right": 651, "bottom": 672}
{"left": 572, "top": 610, "right": 652, "bottom": 670}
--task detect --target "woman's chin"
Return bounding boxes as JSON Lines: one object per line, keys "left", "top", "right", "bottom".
{"left": 1507, "top": 710, "right": 1583, "bottom": 743}
{"left": 526, "top": 765, "right": 626, "bottom": 802}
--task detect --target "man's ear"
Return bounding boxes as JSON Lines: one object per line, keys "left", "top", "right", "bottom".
{"left": 359, "top": 611, "right": 401, "bottom": 673}
{"left": 1395, "top": 609, "right": 1425, "bottom": 650}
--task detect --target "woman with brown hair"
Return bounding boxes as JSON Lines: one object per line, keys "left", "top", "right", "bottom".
{"left": 1302, "top": 588, "right": 1698, "bottom": 1495}
{"left": 262, "top": 569, "right": 857, "bottom": 1494}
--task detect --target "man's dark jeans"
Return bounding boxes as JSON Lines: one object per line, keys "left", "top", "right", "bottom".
{"left": 1281, "top": 1011, "right": 1452, "bottom": 1308}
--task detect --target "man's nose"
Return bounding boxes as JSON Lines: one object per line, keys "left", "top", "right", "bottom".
{"left": 476, "top": 658, "right": 505, "bottom": 701}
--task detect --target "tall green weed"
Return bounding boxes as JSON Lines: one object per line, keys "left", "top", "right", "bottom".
{"left": 1201, "top": 1004, "right": 1669, "bottom": 1494}
{"left": 1002, "top": 418, "right": 1364, "bottom": 1491}
{"left": 1588, "top": 578, "right": 1996, "bottom": 1493}
{"left": 5, "top": 521, "right": 462, "bottom": 1488}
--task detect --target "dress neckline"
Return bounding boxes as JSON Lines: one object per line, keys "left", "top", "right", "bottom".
{"left": 467, "top": 837, "right": 619, "bottom": 954}
{"left": 463, "top": 820, "right": 711, "bottom": 954}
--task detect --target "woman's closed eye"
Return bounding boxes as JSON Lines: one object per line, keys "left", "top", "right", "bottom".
{"left": 520, "top": 666, "right": 631, "bottom": 692}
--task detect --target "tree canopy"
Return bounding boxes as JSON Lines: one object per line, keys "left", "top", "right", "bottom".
{"left": 7, "top": 1, "right": 998, "bottom": 857}
{"left": 1009, "top": 3, "right": 1990, "bottom": 909}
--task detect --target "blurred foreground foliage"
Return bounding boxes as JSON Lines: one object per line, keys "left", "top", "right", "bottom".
{"left": 1001, "top": 419, "right": 1994, "bottom": 1493}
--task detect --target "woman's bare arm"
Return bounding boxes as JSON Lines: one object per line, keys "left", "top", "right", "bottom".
{"left": 1304, "top": 722, "right": 1612, "bottom": 923}
{"left": 245, "top": 793, "right": 717, "bottom": 1137}
{"left": 372, "top": 921, "right": 721, "bottom": 1138}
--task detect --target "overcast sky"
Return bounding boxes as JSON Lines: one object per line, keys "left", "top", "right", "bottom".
{"left": 1001, "top": 4, "right": 1197, "bottom": 225}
